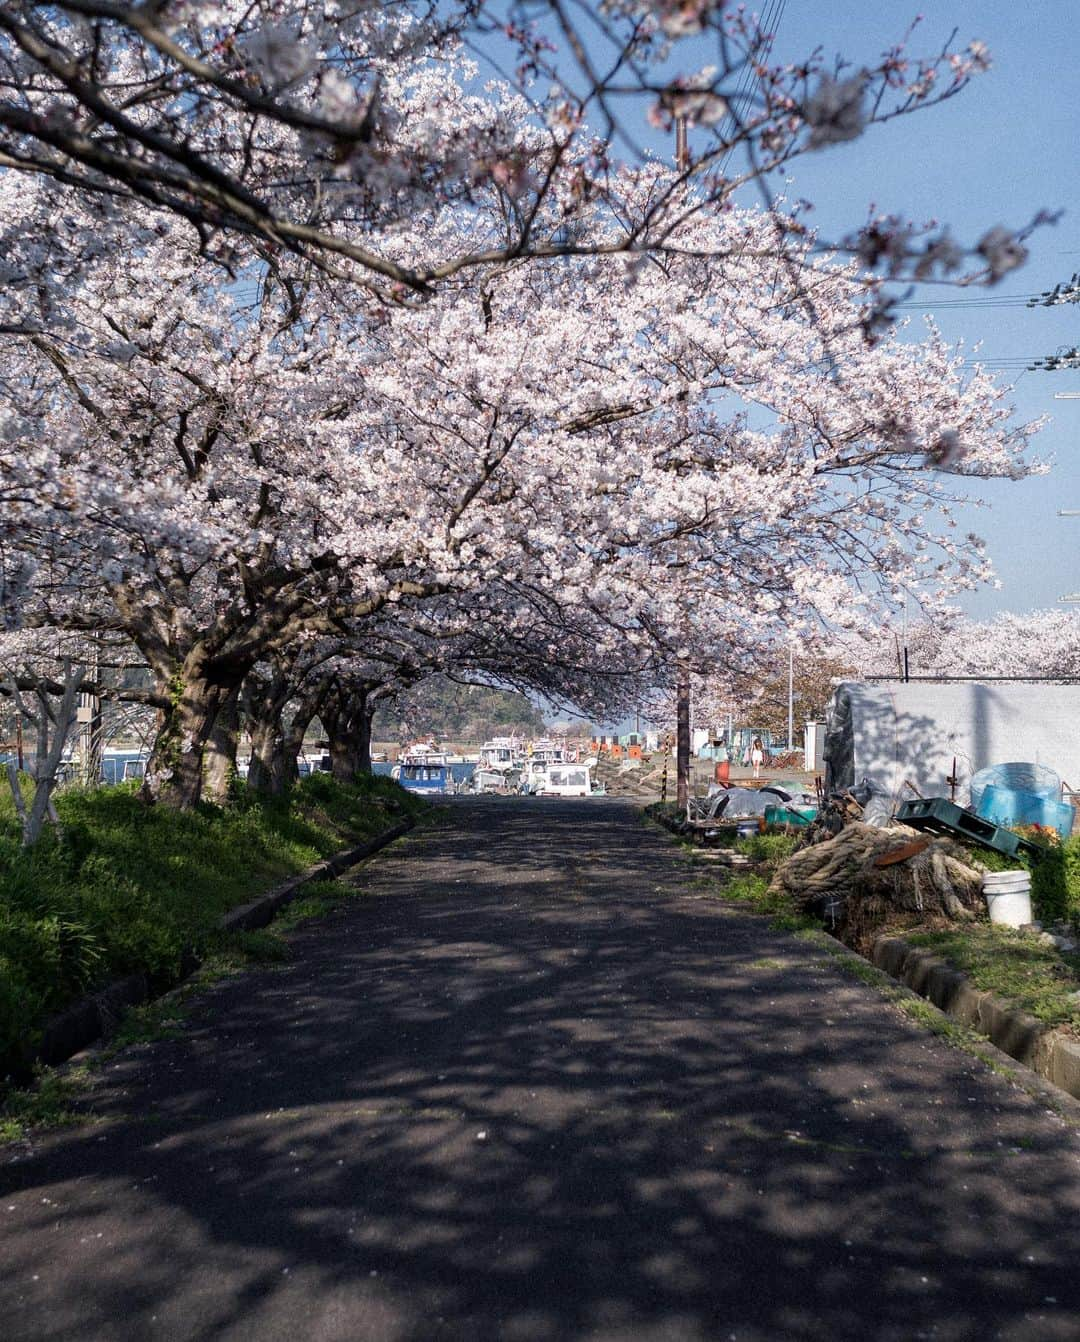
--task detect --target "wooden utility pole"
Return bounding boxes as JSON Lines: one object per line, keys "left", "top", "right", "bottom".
{"left": 676, "top": 668, "right": 691, "bottom": 809}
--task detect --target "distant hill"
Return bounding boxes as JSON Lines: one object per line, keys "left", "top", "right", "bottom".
{"left": 372, "top": 675, "right": 547, "bottom": 744}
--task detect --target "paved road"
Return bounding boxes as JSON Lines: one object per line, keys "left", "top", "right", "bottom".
{"left": 3, "top": 798, "right": 1080, "bottom": 1341}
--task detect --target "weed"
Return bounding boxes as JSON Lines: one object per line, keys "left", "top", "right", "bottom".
{"left": 769, "top": 911, "right": 818, "bottom": 933}
{"left": 274, "top": 879, "right": 355, "bottom": 930}
{"left": 830, "top": 954, "right": 888, "bottom": 988}
{"left": 904, "top": 925, "right": 1080, "bottom": 1028}
{"left": 0, "top": 1065, "right": 92, "bottom": 1142}
{"left": 736, "top": 832, "right": 800, "bottom": 865}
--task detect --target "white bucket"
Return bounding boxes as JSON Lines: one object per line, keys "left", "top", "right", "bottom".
{"left": 982, "top": 872, "right": 1032, "bottom": 927}
{"left": 982, "top": 871, "right": 1031, "bottom": 890}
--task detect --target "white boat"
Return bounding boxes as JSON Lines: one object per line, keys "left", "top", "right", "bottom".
{"left": 471, "top": 765, "right": 519, "bottom": 793}
{"left": 525, "top": 737, "right": 567, "bottom": 766}
{"left": 397, "top": 742, "right": 452, "bottom": 768}
{"left": 518, "top": 757, "right": 551, "bottom": 794}
{"left": 537, "top": 764, "right": 596, "bottom": 798}
{"left": 477, "top": 737, "right": 519, "bottom": 772}
{"left": 101, "top": 747, "right": 150, "bottom": 784}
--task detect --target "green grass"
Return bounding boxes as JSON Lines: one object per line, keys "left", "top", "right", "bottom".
{"left": 734, "top": 832, "right": 800, "bottom": 865}
{"left": 970, "top": 831, "right": 1080, "bottom": 926}
{"left": 0, "top": 1065, "right": 91, "bottom": 1142}
{"left": 0, "top": 772, "right": 424, "bottom": 1081}
{"left": 705, "top": 870, "right": 818, "bottom": 933}
{"left": 903, "top": 925, "right": 1080, "bottom": 1028}
{"left": 271, "top": 878, "right": 358, "bottom": 930}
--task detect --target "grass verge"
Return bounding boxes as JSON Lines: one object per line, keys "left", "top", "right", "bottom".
{"left": 0, "top": 867, "right": 392, "bottom": 1143}
{"left": 0, "top": 772, "right": 425, "bottom": 1084}
{"left": 659, "top": 813, "right": 1080, "bottom": 1092}
{"left": 903, "top": 925, "right": 1080, "bottom": 1031}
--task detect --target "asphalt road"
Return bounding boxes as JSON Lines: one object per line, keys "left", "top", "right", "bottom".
{"left": 3, "top": 798, "right": 1080, "bottom": 1341}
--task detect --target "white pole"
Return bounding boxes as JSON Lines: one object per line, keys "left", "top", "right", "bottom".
{"left": 787, "top": 646, "right": 794, "bottom": 752}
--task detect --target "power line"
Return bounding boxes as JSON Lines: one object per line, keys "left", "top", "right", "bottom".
{"left": 892, "top": 273, "right": 1080, "bottom": 313}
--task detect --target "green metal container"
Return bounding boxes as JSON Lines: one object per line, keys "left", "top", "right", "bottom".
{"left": 765, "top": 805, "right": 817, "bottom": 828}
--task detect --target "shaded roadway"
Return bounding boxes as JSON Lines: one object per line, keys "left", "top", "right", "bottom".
{"left": 3, "top": 797, "right": 1080, "bottom": 1341}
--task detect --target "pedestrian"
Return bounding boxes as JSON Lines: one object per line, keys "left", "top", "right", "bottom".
{"left": 750, "top": 736, "right": 765, "bottom": 779}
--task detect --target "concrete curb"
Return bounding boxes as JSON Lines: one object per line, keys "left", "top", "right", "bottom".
{"left": 32, "top": 818, "right": 414, "bottom": 1072}
{"left": 871, "top": 933, "right": 1080, "bottom": 1102}
{"left": 646, "top": 812, "right": 1080, "bottom": 1110}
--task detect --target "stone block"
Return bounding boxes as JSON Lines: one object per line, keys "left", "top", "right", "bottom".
{"left": 905, "top": 950, "right": 949, "bottom": 998}
{"left": 1047, "top": 1035, "right": 1080, "bottom": 1101}
{"left": 925, "top": 962, "right": 969, "bottom": 1016}
{"left": 976, "top": 996, "right": 1045, "bottom": 1067}
{"left": 872, "top": 936, "right": 910, "bottom": 979}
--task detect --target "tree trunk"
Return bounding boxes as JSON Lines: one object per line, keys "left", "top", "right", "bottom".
{"left": 5, "top": 664, "right": 85, "bottom": 846}
{"left": 324, "top": 685, "right": 375, "bottom": 783}
{"left": 277, "top": 701, "right": 315, "bottom": 792}
{"left": 330, "top": 733, "right": 361, "bottom": 783}
{"left": 141, "top": 648, "right": 233, "bottom": 809}
{"left": 203, "top": 683, "right": 241, "bottom": 804}
{"left": 356, "top": 699, "right": 375, "bottom": 776}
{"left": 246, "top": 712, "right": 280, "bottom": 794}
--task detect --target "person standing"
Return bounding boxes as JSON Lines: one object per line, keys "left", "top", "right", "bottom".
{"left": 750, "top": 737, "right": 765, "bottom": 779}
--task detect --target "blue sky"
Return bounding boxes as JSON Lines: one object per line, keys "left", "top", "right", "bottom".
{"left": 743, "top": 2, "right": 1080, "bottom": 620}
{"left": 483, "top": 2, "right": 1080, "bottom": 620}
{"left": 670, "top": 2, "right": 1080, "bottom": 619}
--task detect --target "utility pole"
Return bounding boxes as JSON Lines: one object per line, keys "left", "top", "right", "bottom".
{"left": 675, "top": 115, "right": 689, "bottom": 171}
{"left": 787, "top": 646, "right": 794, "bottom": 752}
{"left": 76, "top": 646, "right": 102, "bottom": 784}
{"left": 676, "top": 666, "right": 691, "bottom": 809}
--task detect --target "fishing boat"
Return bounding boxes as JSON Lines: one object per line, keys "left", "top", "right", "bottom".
{"left": 525, "top": 737, "right": 567, "bottom": 766}
{"left": 396, "top": 741, "right": 452, "bottom": 768}
{"left": 518, "top": 756, "right": 550, "bottom": 794}
{"left": 536, "top": 763, "right": 596, "bottom": 798}
{"left": 394, "top": 760, "right": 458, "bottom": 795}
{"left": 468, "top": 736, "right": 521, "bottom": 792}
{"left": 477, "top": 736, "right": 518, "bottom": 771}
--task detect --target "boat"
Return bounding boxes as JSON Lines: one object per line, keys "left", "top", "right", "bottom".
{"left": 470, "top": 766, "right": 517, "bottom": 793}
{"left": 524, "top": 737, "right": 567, "bottom": 766}
{"left": 477, "top": 736, "right": 518, "bottom": 772}
{"left": 101, "top": 747, "right": 150, "bottom": 784}
{"left": 397, "top": 741, "right": 452, "bottom": 767}
{"left": 394, "top": 760, "right": 458, "bottom": 795}
{"left": 518, "top": 757, "right": 550, "bottom": 794}
{"left": 466, "top": 736, "right": 521, "bottom": 792}
{"left": 537, "top": 763, "right": 596, "bottom": 798}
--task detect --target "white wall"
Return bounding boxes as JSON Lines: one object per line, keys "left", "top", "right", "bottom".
{"left": 841, "top": 682, "right": 1080, "bottom": 803}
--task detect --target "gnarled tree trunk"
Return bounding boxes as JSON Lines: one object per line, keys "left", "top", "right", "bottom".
{"left": 141, "top": 647, "right": 241, "bottom": 808}
{"left": 203, "top": 683, "right": 241, "bottom": 804}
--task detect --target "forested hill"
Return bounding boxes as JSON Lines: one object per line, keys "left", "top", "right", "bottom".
{"left": 372, "top": 676, "right": 547, "bottom": 744}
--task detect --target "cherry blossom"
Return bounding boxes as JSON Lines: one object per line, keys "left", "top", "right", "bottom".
{"left": 0, "top": 2, "right": 1049, "bottom": 292}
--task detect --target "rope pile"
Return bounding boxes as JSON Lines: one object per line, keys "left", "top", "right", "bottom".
{"left": 768, "top": 822, "right": 987, "bottom": 948}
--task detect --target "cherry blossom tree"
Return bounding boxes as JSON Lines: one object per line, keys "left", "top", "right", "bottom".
{"left": 0, "top": 162, "right": 1046, "bottom": 810}
{"left": 834, "top": 610, "right": 1080, "bottom": 681}
{"left": 0, "top": 1, "right": 1049, "bottom": 298}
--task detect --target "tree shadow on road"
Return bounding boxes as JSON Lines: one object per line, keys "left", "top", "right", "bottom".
{"left": 2, "top": 799, "right": 1079, "bottom": 1341}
